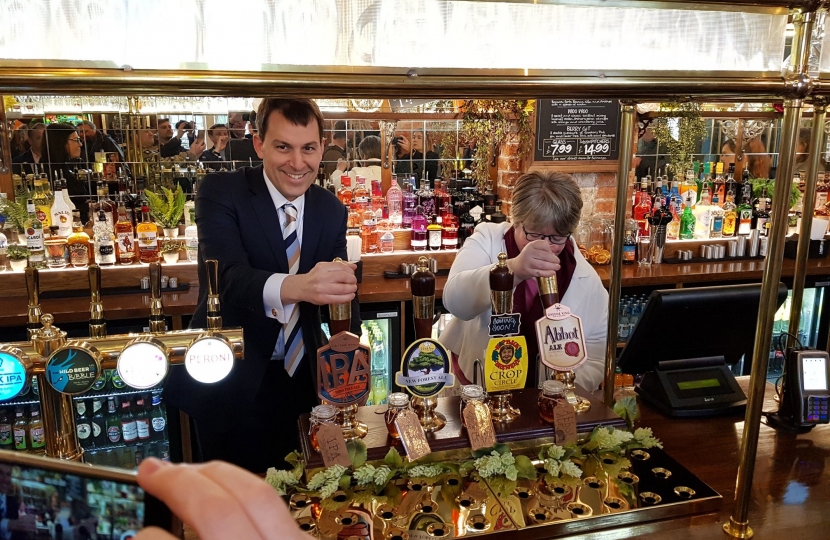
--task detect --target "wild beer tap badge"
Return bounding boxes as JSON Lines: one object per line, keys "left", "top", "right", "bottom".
{"left": 317, "top": 331, "right": 371, "bottom": 406}
{"left": 485, "top": 313, "right": 528, "bottom": 392}
{"left": 396, "top": 339, "right": 455, "bottom": 398}
{"left": 536, "top": 303, "right": 587, "bottom": 371}
{"left": 46, "top": 345, "right": 101, "bottom": 394}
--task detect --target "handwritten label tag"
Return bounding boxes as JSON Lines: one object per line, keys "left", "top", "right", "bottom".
{"left": 488, "top": 313, "right": 521, "bottom": 336}
{"left": 484, "top": 336, "right": 529, "bottom": 393}
{"left": 317, "top": 423, "right": 352, "bottom": 468}
{"left": 553, "top": 400, "right": 578, "bottom": 445}
{"left": 535, "top": 303, "right": 587, "bottom": 371}
{"left": 395, "top": 409, "right": 431, "bottom": 462}
{"left": 462, "top": 400, "right": 497, "bottom": 451}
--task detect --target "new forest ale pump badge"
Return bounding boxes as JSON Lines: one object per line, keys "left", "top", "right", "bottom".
{"left": 396, "top": 339, "right": 455, "bottom": 398}
{"left": 536, "top": 303, "right": 587, "bottom": 371}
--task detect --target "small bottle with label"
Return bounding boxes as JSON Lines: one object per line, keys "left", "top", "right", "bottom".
{"left": 308, "top": 404, "right": 339, "bottom": 452}
{"left": 622, "top": 220, "right": 637, "bottom": 265}
{"left": 75, "top": 400, "right": 92, "bottom": 448}
{"left": 13, "top": 407, "right": 28, "bottom": 451}
{"left": 538, "top": 380, "right": 566, "bottom": 425}
{"left": 44, "top": 226, "right": 68, "bottom": 269}
{"left": 384, "top": 392, "right": 411, "bottom": 439}
{"left": 28, "top": 405, "right": 46, "bottom": 454}
{"left": 427, "top": 215, "right": 442, "bottom": 251}
{"left": 67, "top": 211, "right": 91, "bottom": 268}
{"left": 93, "top": 210, "right": 116, "bottom": 266}
{"left": 459, "top": 384, "right": 487, "bottom": 428}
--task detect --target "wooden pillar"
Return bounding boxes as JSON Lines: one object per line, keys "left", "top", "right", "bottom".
{"left": 0, "top": 96, "right": 13, "bottom": 196}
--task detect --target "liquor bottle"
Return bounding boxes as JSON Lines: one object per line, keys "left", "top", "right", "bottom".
{"left": 91, "top": 398, "right": 107, "bottom": 447}
{"left": 693, "top": 183, "right": 713, "bottom": 239}
{"left": 360, "top": 204, "right": 378, "bottom": 254}
{"left": 371, "top": 179, "right": 384, "bottom": 218}
{"left": 13, "top": 408, "right": 27, "bottom": 451}
{"left": 183, "top": 192, "right": 195, "bottom": 228}
{"left": 666, "top": 203, "right": 681, "bottom": 241}
{"left": 622, "top": 220, "right": 637, "bottom": 264}
{"left": 353, "top": 176, "right": 369, "bottom": 209}
{"left": 435, "top": 180, "right": 451, "bottom": 216}
{"left": 738, "top": 169, "right": 751, "bottom": 205}
{"left": 135, "top": 398, "right": 152, "bottom": 442}
{"left": 346, "top": 202, "right": 361, "bottom": 235}
{"left": 713, "top": 162, "right": 726, "bottom": 207}
{"left": 150, "top": 394, "right": 167, "bottom": 441}
{"left": 427, "top": 215, "right": 442, "bottom": 251}
{"left": 76, "top": 400, "right": 92, "bottom": 447}
{"left": 441, "top": 204, "right": 459, "bottom": 250}
{"left": 106, "top": 397, "right": 122, "bottom": 444}
{"left": 137, "top": 204, "right": 160, "bottom": 263}
{"left": 338, "top": 175, "right": 353, "bottom": 206}
{"left": 386, "top": 174, "right": 403, "bottom": 227}
{"left": 737, "top": 182, "right": 754, "bottom": 235}
{"left": 709, "top": 192, "right": 725, "bottom": 238}
{"left": 0, "top": 408, "right": 13, "bottom": 450}
{"left": 92, "top": 180, "right": 117, "bottom": 229}
{"left": 115, "top": 201, "right": 135, "bottom": 265}
{"left": 401, "top": 182, "right": 416, "bottom": 229}
{"left": 32, "top": 174, "right": 52, "bottom": 228}
{"left": 815, "top": 172, "right": 828, "bottom": 215}
{"left": 752, "top": 196, "right": 770, "bottom": 237}
{"left": 44, "top": 226, "right": 69, "bottom": 269}
{"left": 458, "top": 202, "right": 475, "bottom": 247}
{"left": 653, "top": 177, "right": 664, "bottom": 206}
{"left": 411, "top": 205, "right": 428, "bottom": 251}
{"left": 50, "top": 178, "right": 73, "bottom": 236}
{"left": 28, "top": 405, "right": 45, "bottom": 454}
{"left": 681, "top": 167, "right": 699, "bottom": 210}
{"left": 67, "top": 211, "right": 91, "bottom": 268}
{"left": 679, "top": 195, "right": 696, "bottom": 240}
{"left": 94, "top": 210, "right": 116, "bottom": 266}
{"left": 725, "top": 163, "right": 738, "bottom": 202}
{"left": 378, "top": 207, "right": 395, "bottom": 254}
{"left": 668, "top": 180, "right": 681, "bottom": 214}
{"left": 120, "top": 398, "right": 138, "bottom": 444}
{"left": 633, "top": 181, "right": 652, "bottom": 238}
{"left": 26, "top": 199, "right": 47, "bottom": 268}
{"left": 417, "top": 180, "right": 436, "bottom": 218}
{"left": 722, "top": 191, "right": 738, "bottom": 237}
{"left": 111, "top": 371, "right": 127, "bottom": 390}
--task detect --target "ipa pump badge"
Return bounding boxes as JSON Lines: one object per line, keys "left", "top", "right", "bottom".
{"left": 0, "top": 345, "right": 34, "bottom": 402}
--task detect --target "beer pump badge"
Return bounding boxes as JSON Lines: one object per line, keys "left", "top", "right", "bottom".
{"left": 0, "top": 350, "right": 29, "bottom": 401}
{"left": 118, "top": 338, "right": 169, "bottom": 390}
{"left": 317, "top": 331, "right": 371, "bottom": 406}
{"left": 46, "top": 344, "right": 101, "bottom": 395}
{"left": 484, "top": 337, "right": 528, "bottom": 393}
{"left": 536, "top": 303, "right": 587, "bottom": 371}
{"left": 396, "top": 339, "right": 455, "bottom": 398}
{"left": 185, "top": 335, "right": 235, "bottom": 384}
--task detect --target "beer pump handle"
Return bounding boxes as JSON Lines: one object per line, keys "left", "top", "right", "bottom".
{"left": 25, "top": 267, "right": 42, "bottom": 339}
{"left": 205, "top": 259, "right": 222, "bottom": 330}
{"left": 411, "top": 256, "right": 435, "bottom": 340}
{"left": 88, "top": 264, "right": 107, "bottom": 338}
{"left": 536, "top": 274, "right": 560, "bottom": 310}
{"left": 328, "top": 258, "right": 352, "bottom": 336}
{"left": 490, "top": 252, "right": 513, "bottom": 316}
{"left": 148, "top": 262, "right": 166, "bottom": 333}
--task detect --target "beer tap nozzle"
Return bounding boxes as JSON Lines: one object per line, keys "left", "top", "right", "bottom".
{"left": 205, "top": 259, "right": 222, "bottom": 330}
{"left": 148, "top": 262, "right": 166, "bottom": 333}
{"left": 88, "top": 264, "right": 107, "bottom": 337}
{"left": 25, "top": 267, "right": 42, "bottom": 340}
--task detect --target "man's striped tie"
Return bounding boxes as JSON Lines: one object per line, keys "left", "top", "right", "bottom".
{"left": 281, "top": 203, "right": 304, "bottom": 376}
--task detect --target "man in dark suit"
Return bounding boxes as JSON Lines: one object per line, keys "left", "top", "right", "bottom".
{"left": 164, "top": 99, "right": 360, "bottom": 473}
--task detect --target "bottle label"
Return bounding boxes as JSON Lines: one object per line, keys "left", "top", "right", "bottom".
{"left": 30, "top": 426, "right": 45, "bottom": 447}
{"left": 97, "top": 240, "right": 116, "bottom": 263}
{"left": 711, "top": 216, "right": 724, "bottom": 235}
{"left": 13, "top": 428, "right": 26, "bottom": 449}
{"left": 738, "top": 209, "right": 752, "bottom": 235}
{"left": 92, "top": 422, "right": 102, "bottom": 438}
{"left": 428, "top": 229, "right": 442, "bottom": 248}
{"left": 0, "top": 424, "right": 11, "bottom": 445}
{"left": 117, "top": 232, "right": 136, "bottom": 256}
{"left": 26, "top": 228, "right": 44, "bottom": 250}
{"left": 92, "top": 400, "right": 103, "bottom": 414}
{"left": 77, "top": 422, "right": 91, "bottom": 440}
{"left": 111, "top": 373, "right": 126, "bottom": 389}
{"left": 137, "top": 419, "right": 151, "bottom": 439}
{"left": 67, "top": 242, "right": 88, "bottom": 265}
{"left": 77, "top": 402, "right": 87, "bottom": 416}
{"left": 816, "top": 192, "right": 828, "bottom": 210}
{"left": 36, "top": 208, "right": 49, "bottom": 224}
{"left": 152, "top": 416, "right": 166, "bottom": 432}
{"left": 138, "top": 231, "right": 158, "bottom": 254}
{"left": 622, "top": 245, "right": 636, "bottom": 261}
{"left": 107, "top": 425, "right": 121, "bottom": 443}
{"left": 121, "top": 420, "right": 138, "bottom": 442}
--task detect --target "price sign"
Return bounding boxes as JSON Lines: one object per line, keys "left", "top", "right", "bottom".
{"left": 535, "top": 99, "right": 620, "bottom": 162}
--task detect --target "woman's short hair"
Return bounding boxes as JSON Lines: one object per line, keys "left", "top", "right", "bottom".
{"left": 511, "top": 171, "right": 583, "bottom": 235}
{"left": 358, "top": 135, "right": 381, "bottom": 161}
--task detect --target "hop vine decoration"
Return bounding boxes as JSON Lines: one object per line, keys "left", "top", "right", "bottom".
{"left": 460, "top": 443, "right": 536, "bottom": 498}
{"left": 307, "top": 464, "right": 349, "bottom": 500}
{"left": 145, "top": 185, "right": 186, "bottom": 229}
{"left": 650, "top": 102, "right": 707, "bottom": 177}
{"left": 538, "top": 444, "right": 584, "bottom": 487}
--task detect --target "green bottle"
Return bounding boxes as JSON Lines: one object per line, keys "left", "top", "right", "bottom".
{"left": 0, "top": 408, "right": 13, "bottom": 450}
{"left": 679, "top": 195, "right": 696, "bottom": 240}
{"left": 13, "top": 408, "right": 28, "bottom": 451}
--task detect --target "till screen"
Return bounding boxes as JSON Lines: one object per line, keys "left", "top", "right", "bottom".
{"left": 0, "top": 461, "right": 144, "bottom": 539}
{"left": 803, "top": 356, "right": 828, "bottom": 391}
{"left": 677, "top": 379, "right": 721, "bottom": 391}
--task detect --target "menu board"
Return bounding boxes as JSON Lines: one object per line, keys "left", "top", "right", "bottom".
{"left": 534, "top": 99, "right": 621, "bottom": 162}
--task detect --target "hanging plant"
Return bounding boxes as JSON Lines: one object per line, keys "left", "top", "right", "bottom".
{"left": 650, "top": 102, "right": 707, "bottom": 177}
{"left": 440, "top": 100, "right": 534, "bottom": 188}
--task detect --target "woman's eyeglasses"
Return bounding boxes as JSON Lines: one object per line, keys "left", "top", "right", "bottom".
{"left": 522, "top": 225, "right": 570, "bottom": 245}
{"left": 67, "top": 137, "right": 83, "bottom": 144}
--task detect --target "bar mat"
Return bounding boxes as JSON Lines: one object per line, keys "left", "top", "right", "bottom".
{"left": 661, "top": 255, "right": 765, "bottom": 264}
{"left": 384, "top": 269, "right": 450, "bottom": 279}
{"left": 40, "top": 284, "right": 190, "bottom": 299}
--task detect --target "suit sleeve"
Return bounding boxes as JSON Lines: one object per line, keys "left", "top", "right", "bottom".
{"left": 196, "top": 174, "right": 274, "bottom": 315}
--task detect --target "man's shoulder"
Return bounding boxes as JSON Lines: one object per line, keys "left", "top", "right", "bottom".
{"left": 307, "top": 183, "right": 345, "bottom": 212}
{"left": 199, "top": 166, "right": 258, "bottom": 195}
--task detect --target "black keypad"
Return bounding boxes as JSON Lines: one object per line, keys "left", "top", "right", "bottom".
{"left": 806, "top": 396, "right": 829, "bottom": 423}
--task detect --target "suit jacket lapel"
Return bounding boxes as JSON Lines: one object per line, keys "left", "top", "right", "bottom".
{"left": 248, "top": 167, "right": 289, "bottom": 273}
{"left": 300, "top": 185, "right": 322, "bottom": 273}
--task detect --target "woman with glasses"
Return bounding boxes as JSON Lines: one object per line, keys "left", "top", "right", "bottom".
{"left": 440, "top": 170, "right": 608, "bottom": 391}
{"left": 44, "top": 123, "right": 88, "bottom": 221}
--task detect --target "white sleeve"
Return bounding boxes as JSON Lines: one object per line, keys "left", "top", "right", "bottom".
{"left": 262, "top": 273, "right": 295, "bottom": 323}
{"left": 442, "top": 226, "right": 498, "bottom": 321}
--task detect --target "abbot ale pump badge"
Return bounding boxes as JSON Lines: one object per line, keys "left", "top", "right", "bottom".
{"left": 317, "top": 331, "right": 371, "bottom": 406}
{"left": 536, "top": 303, "right": 587, "bottom": 371}
{"left": 396, "top": 339, "right": 455, "bottom": 398}
{"left": 484, "top": 336, "right": 528, "bottom": 393}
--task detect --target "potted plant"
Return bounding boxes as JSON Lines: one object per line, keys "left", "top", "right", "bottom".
{"left": 7, "top": 245, "right": 29, "bottom": 271}
{"left": 0, "top": 198, "right": 29, "bottom": 244}
{"left": 159, "top": 239, "right": 182, "bottom": 264}
{"left": 145, "top": 185, "right": 186, "bottom": 238}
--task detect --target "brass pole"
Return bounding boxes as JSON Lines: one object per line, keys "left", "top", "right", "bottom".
{"left": 787, "top": 98, "right": 826, "bottom": 342}
{"left": 604, "top": 102, "right": 636, "bottom": 406}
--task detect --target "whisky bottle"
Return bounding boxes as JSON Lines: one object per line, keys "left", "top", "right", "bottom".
{"left": 137, "top": 204, "right": 160, "bottom": 263}
{"left": 115, "top": 201, "right": 136, "bottom": 265}
{"left": 722, "top": 191, "right": 738, "bottom": 237}
{"left": 44, "top": 226, "right": 68, "bottom": 269}
{"left": 427, "top": 215, "right": 442, "bottom": 251}
{"left": 736, "top": 182, "right": 753, "bottom": 235}
{"left": 93, "top": 210, "right": 117, "bottom": 266}
{"left": 67, "top": 211, "right": 91, "bottom": 268}
{"left": 25, "top": 199, "right": 47, "bottom": 268}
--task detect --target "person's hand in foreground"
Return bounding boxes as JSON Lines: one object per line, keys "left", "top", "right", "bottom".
{"left": 135, "top": 458, "right": 306, "bottom": 540}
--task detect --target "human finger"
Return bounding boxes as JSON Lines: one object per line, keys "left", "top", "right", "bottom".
{"left": 134, "top": 526, "right": 178, "bottom": 540}
{"left": 137, "top": 459, "right": 264, "bottom": 540}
